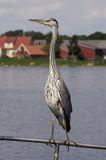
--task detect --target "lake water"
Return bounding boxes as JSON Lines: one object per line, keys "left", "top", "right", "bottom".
{"left": 0, "top": 66, "right": 106, "bottom": 160}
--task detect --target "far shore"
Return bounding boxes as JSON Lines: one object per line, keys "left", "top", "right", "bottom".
{"left": 0, "top": 57, "right": 106, "bottom": 67}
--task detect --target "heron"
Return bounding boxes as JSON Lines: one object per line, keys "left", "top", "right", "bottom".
{"left": 29, "top": 18, "right": 74, "bottom": 146}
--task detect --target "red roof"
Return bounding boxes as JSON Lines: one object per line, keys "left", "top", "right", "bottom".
{"left": 0, "top": 36, "right": 32, "bottom": 49}
{"left": 14, "top": 36, "right": 32, "bottom": 48}
{"left": 26, "top": 45, "right": 45, "bottom": 55}
{"left": 16, "top": 44, "right": 46, "bottom": 56}
{"left": 0, "top": 36, "right": 7, "bottom": 48}
{"left": 6, "top": 37, "right": 16, "bottom": 43}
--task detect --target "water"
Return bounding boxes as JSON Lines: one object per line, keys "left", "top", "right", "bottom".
{"left": 0, "top": 66, "right": 106, "bottom": 160}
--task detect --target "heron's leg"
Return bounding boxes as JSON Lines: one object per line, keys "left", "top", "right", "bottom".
{"left": 65, "top": 130, "right": 70, "bottom": 142}
{"left": 47, "top": 114, "right": 55, "bottom": 147}
{"left": 65, "top": 130, "right": 76, "bottom": 144}
{"left": 63, "top": 119, "right": 77, "bottom": 151}
{"left": 49, "top": 113, "right": 55, "bottom": 143}
{"left": 64, "top": 130, "right": 70, "bottom": 151}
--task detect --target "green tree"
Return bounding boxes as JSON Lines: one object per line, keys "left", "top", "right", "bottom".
{"left": 88, "top": 32, "right": 106, "bottom": 40}
{"left": 68, "top": 35, "right": 84, "bottom": 60}
{"left": 25, "top": 31, "right": 44, "bottom": 40}
{"left": 2, "top": 30, "right": 24, "bottom": 36}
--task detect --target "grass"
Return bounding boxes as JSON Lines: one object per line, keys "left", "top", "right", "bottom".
{"left": 0, "top": 57, "right": 106, "bottom": 67}
{"left": 0, "top": 57, "right": 48, "bottom": 66}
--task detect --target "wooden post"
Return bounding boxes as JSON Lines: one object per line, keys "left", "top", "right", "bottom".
{"left": 54, "top": 144, "right": 60, "bottom": 160}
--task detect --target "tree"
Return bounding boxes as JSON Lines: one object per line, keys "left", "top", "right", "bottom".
{"left": 88, "top": 32, "right": 106, "bottom": 40}
{"left": 25, "top": 31, "right": 44, "bottom": 40}
{"left": 1, "top": 30, "right": 24, "bottom": 36}
{"left": 68, "top": 35, "right": 84, "bottom": 60}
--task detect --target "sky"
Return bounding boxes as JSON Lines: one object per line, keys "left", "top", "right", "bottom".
{"left": 0, "top": 0, "right": 106, "bottom": 36}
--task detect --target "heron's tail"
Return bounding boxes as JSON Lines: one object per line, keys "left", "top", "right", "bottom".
{"left": 62, "top": 117, "right": 71, "bottom": 132}
{"left": 65, "top": 119, "right": 71, "bottom": 132}
{"left": 58, "top": 115, "right": 71, "bottom": 132}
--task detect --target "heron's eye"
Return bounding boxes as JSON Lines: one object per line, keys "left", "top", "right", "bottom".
{"left": 46, "top": 20, "right": 49, "bottom": 22}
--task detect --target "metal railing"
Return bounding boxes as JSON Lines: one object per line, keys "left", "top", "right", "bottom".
{"left": 0, "top": 136, "right": 106, "bottom": 160}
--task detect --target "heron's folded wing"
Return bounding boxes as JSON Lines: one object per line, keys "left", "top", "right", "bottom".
{"left": 57, "top": 77, "right": 72, "bottom": 120}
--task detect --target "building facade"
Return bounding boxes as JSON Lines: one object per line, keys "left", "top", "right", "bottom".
{"left": 78, "top": 40, "right": 106, "bottom": 59}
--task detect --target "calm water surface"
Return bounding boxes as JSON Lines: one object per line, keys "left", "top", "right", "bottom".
{"left": 0, "top": 66, "right": 106, "bottom": 160}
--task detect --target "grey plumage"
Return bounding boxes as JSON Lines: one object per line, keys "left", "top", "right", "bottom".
{"left": 29, "top": 18, "right": 72, "bottom": 139}
{"left": 45, "top": 70, "right": 72, "bottom": 132}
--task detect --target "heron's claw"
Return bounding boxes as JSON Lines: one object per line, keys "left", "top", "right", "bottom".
{"left": 63, "top": 139, "right": 77, "bottom": 151}
{"left": 47, "top": 137, "right": 56, "bottom": 147}
{"left": 64, "top": 139, "right": 77, "bottom": 145}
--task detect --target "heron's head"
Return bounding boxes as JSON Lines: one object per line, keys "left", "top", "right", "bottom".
{"left": 29, "top": 18, "right": 58, "bottom": 28}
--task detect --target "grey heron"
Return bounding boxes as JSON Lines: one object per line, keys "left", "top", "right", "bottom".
{"left": 29, "top": 18, "right": 74, "bottom": 146}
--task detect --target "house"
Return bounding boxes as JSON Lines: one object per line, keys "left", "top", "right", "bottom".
{"left": 0, "top": 36, "right": 47, "bottom": 58}
{"left": 78, "top": 40, "right": 106, "bottom": 59}
{"left": 0, "top": 36, "right": 7, "bottom": 57}
{"left": 15, "top": 44, "right": 46, "bottom": 58}
{"left": 0, "top": 36, "right": 69, "bottom": 59}
{"left": 0, "top": 36, "right": 32, "bottom": 58}
{"left": 33, "top": 39, "right": 46, "bottom": 45}
{"left": 60, "top": 48, "right": 69, "bottom": 59}
{"left": 1, "top": 36, "right": 106, "bottom": 60}
{"left": 60, "top": 40, "right": 69, "bottom": 59}
{"left": 61, "top": 40, "right": 70, "bottom": 48}
{"left": 4, "top": 37, "right": 17, "bottom": 57}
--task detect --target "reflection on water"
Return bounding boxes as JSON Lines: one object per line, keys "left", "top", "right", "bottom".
{"left": 0, "top": 66, "right": 106, "bottom": 160}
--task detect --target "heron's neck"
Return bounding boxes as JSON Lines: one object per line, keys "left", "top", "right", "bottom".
{"left": 49, "top": 26, "right": 58, "bottom": 74}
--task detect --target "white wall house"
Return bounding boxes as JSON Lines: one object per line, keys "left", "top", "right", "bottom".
{"left": 6, "top": 49, "right": 16, "bottom": 58}
{"left": 4, "top": 42, "right": 15, "bottom": 58}
{"left": 0, "top": 36, "right": 32, "bottom": 58}
{"left": 4, "top": 42, "right": 14, "bottom": 49}
{"left": 0, "top": 48, "right": 2, "bottom": 57}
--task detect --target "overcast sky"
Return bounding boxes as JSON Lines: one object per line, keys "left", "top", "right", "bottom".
{"left": 0, "top": 0, "right": 106, "bottom": 36}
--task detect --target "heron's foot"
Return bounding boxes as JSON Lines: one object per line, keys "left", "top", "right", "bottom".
{"left": 64, "top": 139, "right": 77, "bottom": 145}
{"left": 47, "top": 137, "right": 56, "bottom": 147}
{"left": 63, "top": 139, "right": 77, "bottom": 151}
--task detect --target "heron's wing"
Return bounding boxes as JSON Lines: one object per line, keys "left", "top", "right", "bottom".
{"left": 57, "top": 76, "right": 72, "bottom": 120}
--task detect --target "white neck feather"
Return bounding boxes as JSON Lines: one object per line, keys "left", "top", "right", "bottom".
{"left": 49, "top": 26, "right": 58, "bottom": 74}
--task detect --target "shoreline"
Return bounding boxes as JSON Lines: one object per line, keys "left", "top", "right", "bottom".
{"left": 0, "top": 58, "right": 106, "bottom": 67}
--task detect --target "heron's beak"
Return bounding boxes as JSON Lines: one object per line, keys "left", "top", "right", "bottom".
{"left": 29, "top": 19, "right": 51, "bottom": 27}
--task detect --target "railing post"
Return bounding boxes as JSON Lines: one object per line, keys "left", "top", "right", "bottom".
{"left": 54, "top": 144, "right": 60, "bottom": 160}
{"left": 0, "top": 136, "right": 106, "bottom": 160}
